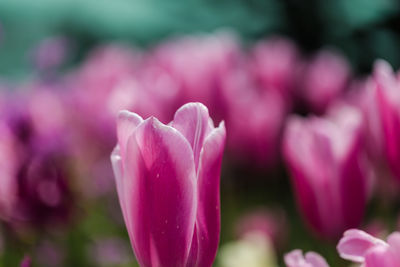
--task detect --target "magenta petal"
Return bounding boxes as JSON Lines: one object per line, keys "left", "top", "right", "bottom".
{"left": 190, "top": 121, "right": 226, "bottom": 267}
{"left": 116, "top": 110, "right": 143, "bottom": 158}
{"left": 123, "top": 117, "right": 197, "bottom": 267}
{"left": 339, "top": 131, "right": 367, "bottom": 230}
{"left": 283, "top": 118, "right": 325, "bottom": 237}
{"left": 284, "top": 250, "right": 304, "bottom": 266}
{"left": 337, "top": 229, "right": 386, "bottom": 262}
{"left": 171, "top": 102, "right": 214, "bottom": 170}
{"left": 284, "top": 250, "right": 329, "bottom": 267}
{"left": 304, "top": 252, "right": 329, "bottom": 267}
{"left": 364, "top": 246, "right": 397, "bottom": 267}
{"left": 111, "top": 146, "right": 132, "bottom": 239}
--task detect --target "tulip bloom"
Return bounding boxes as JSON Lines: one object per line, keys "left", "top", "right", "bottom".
{"left": 284, "top": 250, "right": 329, "bottom": 267}
{"left": 111, "top": 103, "right": 226, "bottom": 267}
{"left": 300, "top": 50, "right": 350, "bottom": 114}
{"left": 283, "top": 104, "right": 368, "bottom": 240}
{"left": 373, "top": 60, "right": 400, "bottom": 182}
{"left": 337, "top": 229, "right": 400, "bottom": 267}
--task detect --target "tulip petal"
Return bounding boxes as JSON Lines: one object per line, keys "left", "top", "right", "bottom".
{"left": 284, "top": 250, "right": 304, "bottom": 266}
{"left": 305, "top": 252, "right": 329, "bottom": 267}
{"left": 189, "top": 121, "right": 225, "bottom": 267}
{"left": 116, "top": 110, "right": 143, "bottom": 158}
{"left": 337, "top": 229, "right": 387, "bottom": 262}
{"left": 283, "top": 118, "right": 325, "bottom": 237}
{"left": 123, "top": 117, "right": 197, "bottom": 267}
{"left": 364, "top": 245, "right": 396, "bottom": 267}
{"left": 171, "top": 102, "right": 213, "bottom": 170}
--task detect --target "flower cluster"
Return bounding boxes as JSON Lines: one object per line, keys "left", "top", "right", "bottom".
{"left": 2, "top": 31, "right": 400, "bottom": 266}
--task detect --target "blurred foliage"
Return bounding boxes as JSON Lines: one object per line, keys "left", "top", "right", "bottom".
{"left": 0, "top": 0, "right": 399, "bottom": 78}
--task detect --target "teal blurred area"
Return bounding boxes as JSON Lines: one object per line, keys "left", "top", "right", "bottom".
{"left": 0, "top": 0, "right": 285, "bottom": 78}
{"left": 0, "top": 0, "right": 400, "bottom": 78}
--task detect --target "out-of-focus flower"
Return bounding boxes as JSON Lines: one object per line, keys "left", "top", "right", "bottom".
{"left": 337, "top": 229, "right": 400, "bottom": 267}
{"left": 218, "top": 233, "right": 278, "bottom": 267}
{"left": 13, "top": 145, "right": 73, "bottom": 227}
{"left": 300, "top": 50, "right": 351, "bottom": 114}
{"left": 0, "top": 92, "right": 75, "bottom": 229}
{"left": 222, "top": 68, "right": 287, "bottom": 166}
{"left": 347, "top": 75, "right": 399, "bottom": 204}
{"left": 283, "top": 104, "right": 369, "bottom": 240}
{"left": 89, "top": 238, "right": 133, "bottom": 267}
{"left": 68, "top": 44, "right": 142, "bottom": 141}
{"left": 148, "top": 31, "right": 242, "bottom": 121}
{"left": 250, "top": 37, "right": 300, "bottom": 106}
{"left": 284, "top": 250, "right": 329, "bottom": 267}
{"left": 20, "top": 255, "right": 31, "bottom": 267}
{"left": 372, "top": 60, "right": 400, "bottom": 183}
{"left": 111, "top": 103, "right": 226, "bottom": 267}
{"left": 234, "top": 209, "right": 287, "bottom": 249}
{"left": 0, "top": 121, "right": 18, "bottom": 219}
{"left": 31, "top": 36, "right": 71, "bottom": 71}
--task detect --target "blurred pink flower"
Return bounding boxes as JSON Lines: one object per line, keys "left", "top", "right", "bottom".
{"left": 68, "top": 44, "right": 142, "bottom": 140}
{"left": 373, "top": 60, "right": 400, "bottom": 183}
{"left": 283, "top": 104, "right": 369, "bottom": 240}
{"left": 337, "top": 229, "right": 400, "bottom": 267}
{"left": 148, "top": 32, "right": 242, "bottom": 121}
{"left": 0, "top": 92, "right": 75, "bottom": 228}
{"left": 0, "top": 121, "right": 18, "bottom": 220}
{"left": 300, "top": 50, "right": 351, "bottom": 114}
{"left": 31, "top": 36, "right": 70, "bottom": 71}
{"left": 221, "top": 68, "right": 287, "bottom": 166}
{"left": 284, "top": 250, "right": 329, "bottom": 267}
{"left": 234, "top": 209, "right": 287, "bottom": 249}
{"left": 111, "top": 103, "right": 226, "bottom": 267}
{"left": 250, "top": 37, "right": 300, "bottom": 106}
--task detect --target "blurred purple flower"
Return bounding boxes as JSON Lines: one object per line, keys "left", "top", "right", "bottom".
{"left": 31, "top": 36, "right": 71, "bottom": 71}
{"left": 337, "top": 229, "right": 400, "bottom": 267}
{"left": 284, "top": 250, "right": 329, "bottom": 267}
{"left": 111, "top": 103, "right": 226, "bottom": 267}
{"left": 283, "top": 104, "right": 369, "bottom": 240}
{"left": 0, "top": 91, "right": 74, "bottom": 229}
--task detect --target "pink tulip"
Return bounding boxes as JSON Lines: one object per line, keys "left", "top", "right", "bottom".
{"left": 300, "top": 50, "right": 350, "bottom": 114}
{"left": 250, "top": 37, "right": 299, "bottom": 106}
{"left": 221, "top": 68, "right": 287, "bottom": 166}
{"left": 111, "top": 102, "right": 226, "bottom": 267}
{"left": 148, "top": 32, "right": 242, "bottom": 121}
{"left": 283, "top": 104, "right": 369, "bottom": 240}
{"left": 373, "top": 60, "right": 400, "bottom": 183}
{"left": 284, "top": 250, "right": 329, "bottom": 267}
{"left": 337, "top": 229, "right": 400, "bottom": 267}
